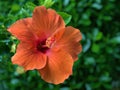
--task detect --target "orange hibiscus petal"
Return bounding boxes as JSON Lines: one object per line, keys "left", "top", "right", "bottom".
{"left": 7, "top": 18, "right": 34, "bottom": 42}
{"left": 32, "top": 6, "right": 65, "bottom": 38}
{"left": 12, "top": 42, "right": 47, "bottom": 71}
{"left": 38, "top": 48, "right": 73, "bottom": 84}
{"left": 54, "top": 26, "right": 82, "bottom": 61}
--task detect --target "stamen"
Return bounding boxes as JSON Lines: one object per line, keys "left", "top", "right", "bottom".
{"left": 46, "top": 37, "right": 55, "bottom": 48}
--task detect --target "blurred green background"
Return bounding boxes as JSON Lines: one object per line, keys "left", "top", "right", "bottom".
{"left": 0, "top": 0, "right": 120, "bottom": 90}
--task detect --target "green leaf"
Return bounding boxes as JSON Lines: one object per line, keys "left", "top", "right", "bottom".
{"left": 83, "top": 39, "right": 91, "bottom": 53}
{"left": 92, "top": 3, "right": 102, "bottom": 10}
{"left": 57, "top": 12, "right": 72, "bottom": 25}
{"left": 43, "top": 0, "right": 54, "bottom": 8}
{"left": 110, "top": 36, "right": 120, "bottom": 44}
{"left": 84, "top": 57, "right": 95, "bottom": 65}
{"left": 11, "top": 4, "right": 20, "bottom": 12}
{"left": 91, "top": 43, "right": 100, "bottom": 53}
{"left": 95, "top": 32, "right": 103, "bottom": 41}
{"left": 92, "top": 28, "right": 103, "bottom": 41}
{"left": 25, "top": 2, "right": 36, "bottom": 11}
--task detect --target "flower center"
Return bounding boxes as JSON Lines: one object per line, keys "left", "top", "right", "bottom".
{"left": 37, "top": 37, "right": 55, "bottom": 53}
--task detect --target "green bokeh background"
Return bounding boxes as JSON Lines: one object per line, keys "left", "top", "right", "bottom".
{"left": 0, "top": 0, "right": 120, "bottom": 90}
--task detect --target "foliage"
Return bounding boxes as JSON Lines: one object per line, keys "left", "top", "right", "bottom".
{"left": 57, "top": 12, "right": 72, "bottom": 25}
{"left": 0, "top": 0, "right": 120, "bottom": 90}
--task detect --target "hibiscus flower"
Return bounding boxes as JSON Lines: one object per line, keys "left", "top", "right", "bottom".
{"left": 8, "top": 6, "right": 82, "bottom": 84}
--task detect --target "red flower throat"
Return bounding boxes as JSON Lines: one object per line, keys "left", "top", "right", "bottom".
{"left": 37, "top": 37, "right": 55, "bottom": 53}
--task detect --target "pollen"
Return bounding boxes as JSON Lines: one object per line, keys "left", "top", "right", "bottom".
{"left": 46, "top": 37, "right": 55, "bottom": 48}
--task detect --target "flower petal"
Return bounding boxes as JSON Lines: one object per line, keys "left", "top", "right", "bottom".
{"left": 32, "top": 6, "right": 65, "bottom": 38}
{"left": 7, "top": 18, "right": 34, "bottom": 42}
{"left": 54, "top": 26, "right": 82, "bottom": 61}
{"left": 38, "top": 48, "right": 73, "bottom": 84}
{"left": 12, "top": 42, "right": 47, "bottom": 71}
